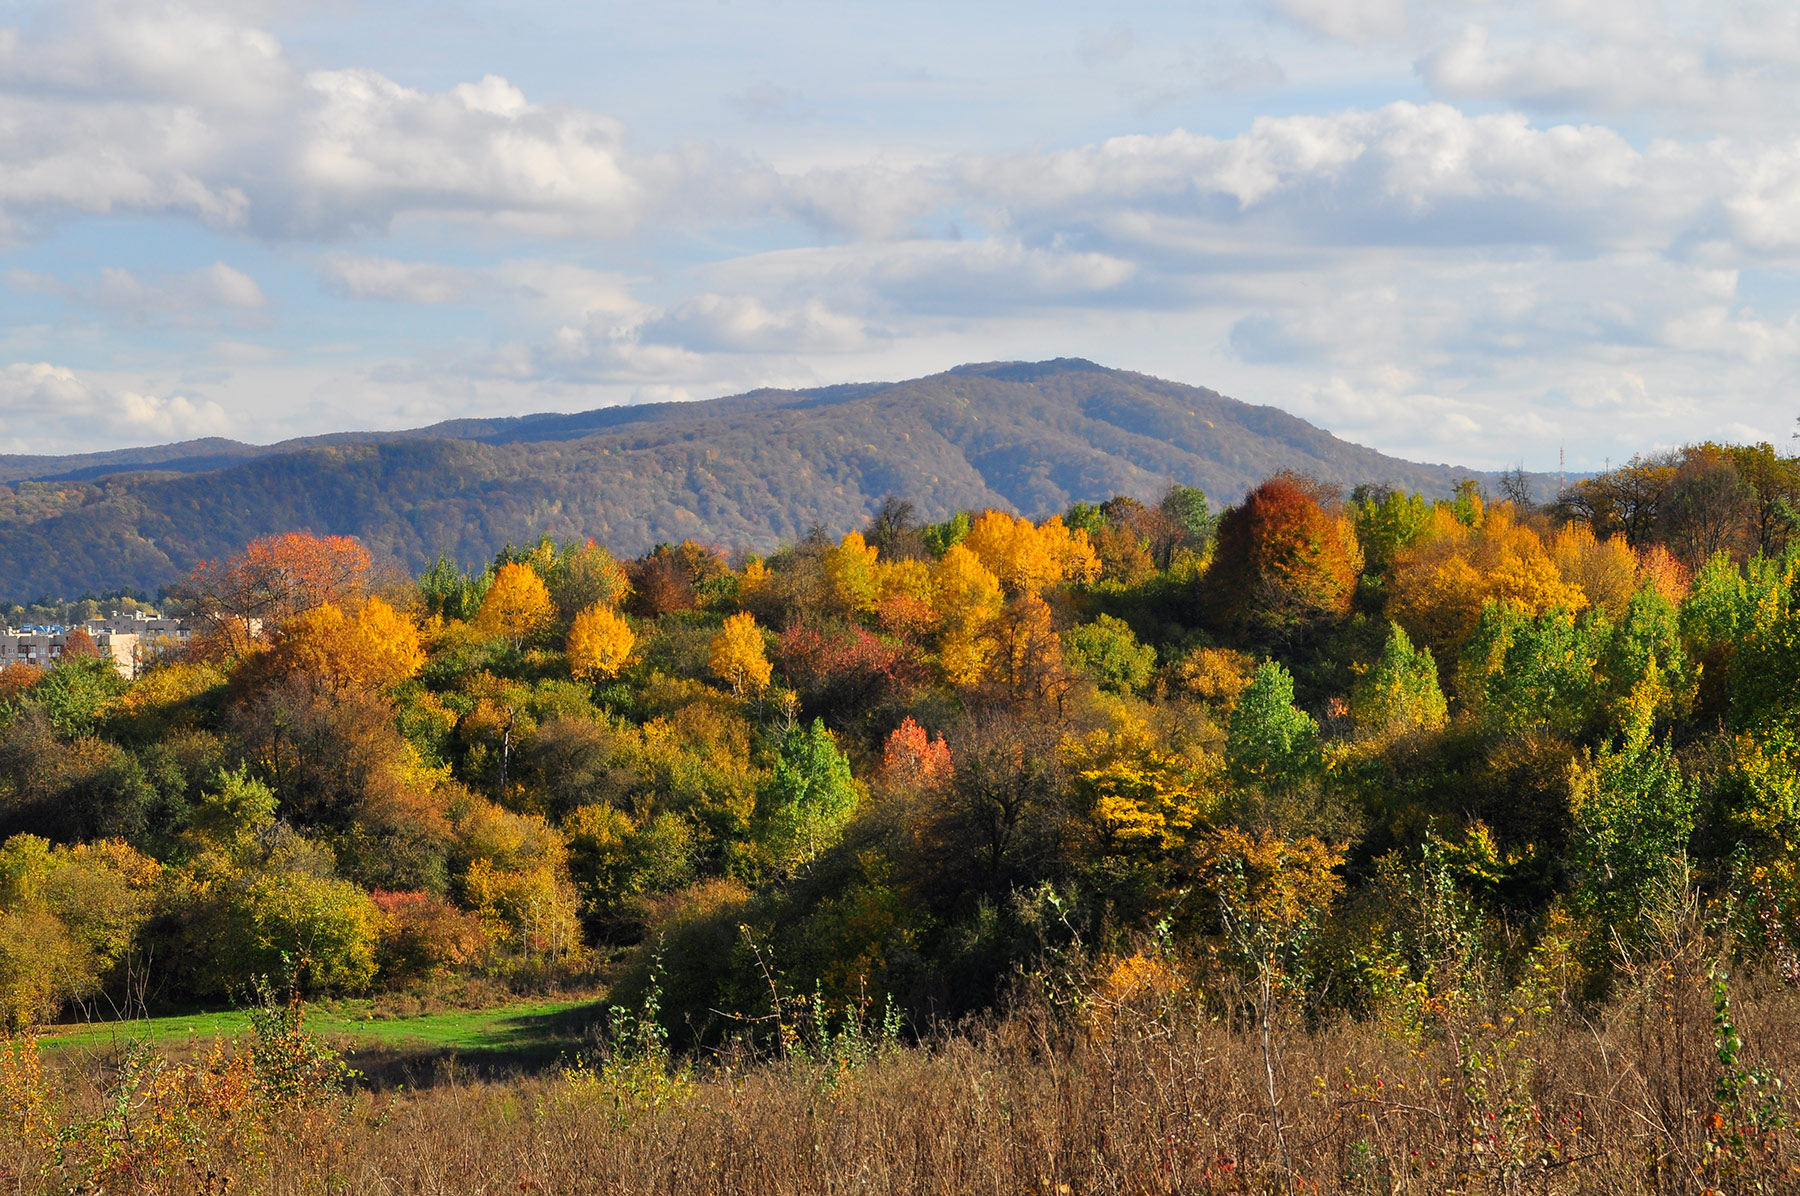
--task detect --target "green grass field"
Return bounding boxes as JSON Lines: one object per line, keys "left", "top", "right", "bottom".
{"left": 37, "top": 996, "right": 606, "bottom": 1079}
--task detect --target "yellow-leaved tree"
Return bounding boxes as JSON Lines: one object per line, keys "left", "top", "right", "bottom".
{"left": 1388, "top": 505, "right": 1585, "bottom": 664}
{"left": 0, "top": 835, "right": 163, "bottom": 1028}
{"left": 964, "top": 510, "right": 1100, "bottom": 594}
{"left": 1068, "top": 728, "right": 1223, "bottom": 850}
{"left": 567, "top": 603, "right": 635, "bottom": 681}
{"left": 710, "top": 611, "right": 773, "bottom": 695}
{"left": 932, "top": 543, "right": 1004, "bottom": 685}
{"left": 1549, "top": 521, "right": 1639, "bottom": 618}
{"left": 739, "top": 556, "right": 771, "bottom": 604}
{"left": 452, "top": 801, "right": 582, "bottom": 961}
{"left": 823, "top": 530, "right": 881, "bottom": 614}
{"left": 1484, "top": 509, "right": 1587, "bottom": 615}
{"left": 268, "top": 596, "right": 424, "bottom": 692}
{"left": 477, "top": 562, "right": 555, "bottom": 648}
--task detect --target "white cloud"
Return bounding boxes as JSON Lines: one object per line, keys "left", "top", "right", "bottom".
{"left": 1407, "top": 3, "right": 1800, "bottom": 130}
{"left": 8, "top": 261, "right": 266, "bottom": 326}
{"left": 282, "top": 67, "right": 640, "bottom": 237}
{"left": 197, "top": 263, "right": 265, "bottom": 308}
{"left": 322, "top": 255, "right": 470, "bottom": 304}
{"left": 956, "top": 102, "right": 1706, "bottom": 250}
{"left": 116, "top": 391, "right": 232, "bottom": 438}
{"left": 320, "top": 255, "right": 639, "bottom": 320}
{"left": 488, "top": 261, "right": 641, "bottom": 320}
{"left": 1419, "top": 23, "right": 1720, "bottom": 115}
{"left": 0, "top": 5, "right": 647, "bottom": 239}
{"left": 0, "top": 360, "right": 230, "bottom": 451}
{"left": 641, "top": 294, "right": 870, "bottom": 353}
{"left": 0, "top": 1, "right": 1784, "bottom": 268}
{"left": 705, "top": 238, "right": 1139, "bottom": 317}
{"left": 0, "top": 0, "right": 292, "bottom": 108}
{"left": 1267, "top": 0, "right": 1407, "bottom": 44}
{"left": 0, "top": 361, "right": 92, "bottom": 408}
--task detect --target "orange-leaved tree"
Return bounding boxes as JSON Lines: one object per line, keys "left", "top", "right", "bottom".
{"left": 476, "top": 562, "right": 555, "bottom": 649}
{"left": 178, "top": 532, "right": 372, "bottom": 651}
{"left": 58, "top": 627, "right": 100, "bottom": 661}
{"left": 0, "top": 662, "right": 43, "bottom": 702}
{"left": 996, "top": 591, "right": 1070, "bottom": 706}
{"left": 1202, "top": 476, "right": 1359, "bottom": 646}
{"left": 1388, "top": 504, "right": 1586, "bottom": 665}
{"left": 567, "top": 603, "right": 635, "bottom": 681}
{"left": 880, "top": 717, "right": 953, "bottom": 792}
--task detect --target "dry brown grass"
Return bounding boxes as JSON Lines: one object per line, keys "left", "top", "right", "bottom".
{"left": 8, "top": 952, "right": 1800, "bottom": 1194}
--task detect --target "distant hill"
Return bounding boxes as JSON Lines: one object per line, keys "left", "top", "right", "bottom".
{"left": 0, "top": 359, "right": 1552, "bottom": 602}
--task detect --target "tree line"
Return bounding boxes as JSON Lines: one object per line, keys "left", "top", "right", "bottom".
{"left": 1, "top": 445, "right": 1798, "bottom": 1042}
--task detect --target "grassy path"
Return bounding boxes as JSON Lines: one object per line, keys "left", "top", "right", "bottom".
{"left": 37, "top": 996, "right": 605, "bottom": 1076}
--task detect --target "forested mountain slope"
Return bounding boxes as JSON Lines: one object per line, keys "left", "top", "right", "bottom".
{"left": 0, "top": 359, "right": 1524, "bottom": 601}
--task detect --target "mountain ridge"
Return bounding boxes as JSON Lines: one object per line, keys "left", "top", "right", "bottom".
{"left": 0, "top": 360, "right": 1552, "bottom": 603}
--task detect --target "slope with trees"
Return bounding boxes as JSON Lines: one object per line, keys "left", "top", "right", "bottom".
{"left": 0, "top": 360, "right": 1555, "bottom": 602}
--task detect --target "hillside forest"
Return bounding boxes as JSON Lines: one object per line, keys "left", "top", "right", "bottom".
{"left": 5, "top": 438, "right": 1800, "bottom": 1190}
{"left": 0, "top": 359, "right": 1545, "bottom": 605}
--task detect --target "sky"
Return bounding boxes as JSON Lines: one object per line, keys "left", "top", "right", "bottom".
{"left": 2, "top": 0, "right": 1798, "bottom": 470}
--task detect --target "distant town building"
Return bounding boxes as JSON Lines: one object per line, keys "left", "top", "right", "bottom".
{"left": 85, "top": 610, "right": 197, "bottom": 653}
{"left": 0, "top": 609, "right": 213, "bottom": 680}
{"left": 0, "top": 628, "right": 141, "bottom": 679}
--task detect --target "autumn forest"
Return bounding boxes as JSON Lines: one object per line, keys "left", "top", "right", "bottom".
{"left": 7, "top": 439, "right": 1800, "bottom": 1193}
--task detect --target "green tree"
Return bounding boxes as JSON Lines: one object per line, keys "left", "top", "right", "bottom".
{"left": 548, "top": 540, "right": 631, "bottom": 625}
{"left": 1569, "top": 698, "right": 1695, "bottom": 969}
{"left": 1458, "top": 602, "right": 1607, "bottom": 737}
{"left": 1351, "top": 487, "right": 1431, "bottom": 573}
{"left": 923, "top": 511, "right": 971, "bottom": 558}
{"left": 1725, "top": 554, "right": 1800, "bottom": 730}
{"left": 1350, "top": 622, "right": 1447, "bottom": 740}
{"left": 28, "top": 658, "right": 129, "bottom": 737}
{"left": 1680, "top": 550, "right": 1750, "bottom": 654}
{"left": 418, "top": 552, "right": 491, "bottom": 622}
{"left": 185, "top": 765, "right": 279, "bottom": 854}
{"left": 754, "top": 719, "right": 862, "bottom": 874}
{"left": 563, "top": 804, "right": 695, "bottom": 935}
{"left": 1158, "top": 484, "right": 1216, "bottom": 562}
{"left": 1227, "top": 662, "right": 1322, "bottom": 795}
{"left": 210, "top": 872, "right": 381, "bottom": 993}
{"left": 1062, "top": 615, "right": 1157, "bottom": 695}
{"left": 1600, "top": 583, "right": 1690, "bottom": 732}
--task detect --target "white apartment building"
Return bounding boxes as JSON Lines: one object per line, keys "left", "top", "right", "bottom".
{"left": 85, "top": 610, "right": 196, "bottom": 652}
{"left": 0, "top": 628, "right": 142, "bottom": 679}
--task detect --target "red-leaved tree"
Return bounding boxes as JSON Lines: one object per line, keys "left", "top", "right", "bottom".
{"left": 880, "top": 717, "right": 953, "bottom": 792}
{"left": 1202, "top": 475, "right": 1358, "bottom": 647}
